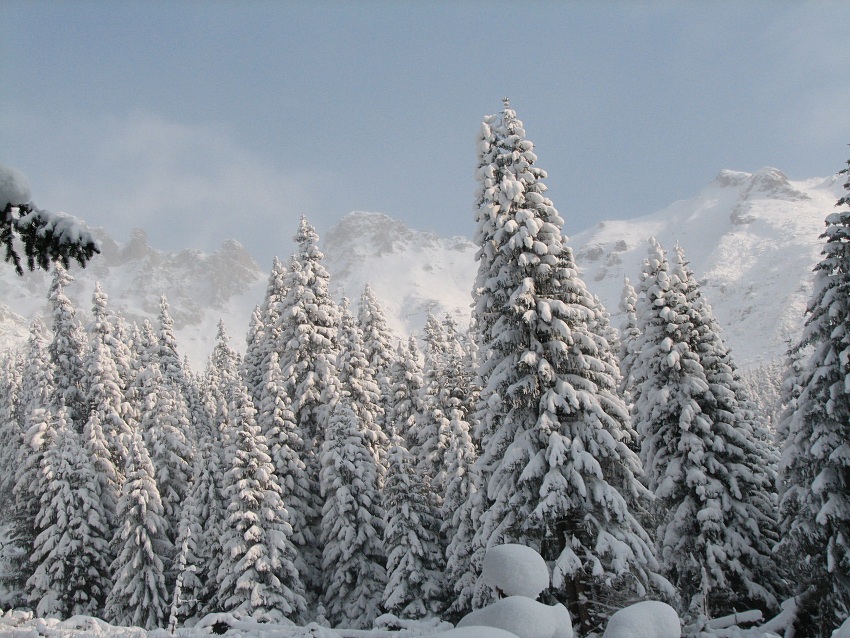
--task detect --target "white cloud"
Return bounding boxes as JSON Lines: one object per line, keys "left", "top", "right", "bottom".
{"left": 1, "top": 109, "right": 333, "bottom": 264}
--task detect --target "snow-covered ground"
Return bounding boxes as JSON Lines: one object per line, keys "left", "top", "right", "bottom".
{"left": 3, "top": 544, "right": 838, "bottom": 638}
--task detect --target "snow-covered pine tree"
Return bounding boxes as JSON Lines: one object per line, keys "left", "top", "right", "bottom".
{"left": 0, "top": 351, "right": 23, "bottom": 517}
{"left": 388, "top": 336, "right": 425, "bottom": 444}
{"left": 1, "top": 325, "right": 54, "bottom": 594}
{"left": 83, "top": 284, "right": 134, "bottom": 510}
{"left": 439, "top": 369, "right": 478, "bottom": 540}
{"left": 174, "top": 432, "right": 224, "bottom": 618}
{"left": 775, "top": 342, "right": 808, "bottom": 471}
{"left": 443, "top": 461, "right": 485, "bottom": 620}
{"left": 157, "top": 295, "right": 183, "bottom": 381}
{"left": 243, "top": 256, "right": 288, "bottom": 406}
{"left": 382, "top": 434, "right": 444, "bottom": 619}
{"left": 421, "top": 315, "right": 478, "bottom": 585}
{"left": 157, "top": 295, "right": 197, "bottom": 445}
{"left": 465, "top": 106, "right": 522, "bottom": 597}
{"left": 276, "top": 217, "right": 340, "bottom": 458}
{"left": 777, "top": 154, "right": 850, "bottom": 634}
{"left": 137, "top": 352, "right": 193, "bottom": 547}
{"left": 48, "top": 264, "right": 89, "bottom": 429}
{"left": 217, "top": 379, "right": 307, "bottom": 623}
{"left": 337, "top": 298, "right": 387, "bottom": 479}
{"left": 320, "top": 400, "right": 386, "bottom": 628}
{"left": 0, "top": 166, "right": 99, "bottom": 275}
{"left": 243, "top": 305, "right": 266, "bottom": 401}
{"left": 205, "top": 320, "right": 243, "bottom": 455}
{"left": 200, "top": 321, "right": 244, "bottom": 602}
{"left": 410, "top": 311, "right": 450, "bottom": 493}
{"left": 257, "top": 351, "right": 317, "bottom": 602}
{"left": 436, "top": 315, "right": 477, "bottom": 489}
{"left": 27, "top": 407, "right": 111, "bottom": 618}
{"left": 670, "top": 243, "right": 782, "bottom": 615}
{"left": 109, "top": 311, "right": 136, "bottom": 399}
{"left": 630, "top": 238, "right": 770, "bottom": 620}
{"left": 437, "top": 324, "right": 478, "bottom": 611}
{"left": 274, "top": 217, "right": 341, "bottom": 598}
{"left": 470, "top": 100, "right": 667, "bottom": 633}
{"left": 357, "top": 283, "right": 397, "bottom": 433}
{"left": 12, "top": 403, "right": 58, "bottom": 592}
{"left": 18, "top": 320, "right": 55, "bottom": 432}
{"left": 104, "top": 431, "right": 172, "bottom": 630}
{"left": 618, "top": 278, "right": 642, "bottom": 403}
{"left": 88, "top": 283, "right": 134, "bottom": 395}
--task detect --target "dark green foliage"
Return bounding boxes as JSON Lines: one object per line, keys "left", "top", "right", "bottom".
{"left": 2, "top": 203, "right": 99, "bottom": 275}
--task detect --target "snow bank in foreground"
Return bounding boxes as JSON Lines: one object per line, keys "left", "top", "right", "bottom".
{"left": 457, "top": 596, "right": 573, "bottom": 638}
{"left": 432, "top": 627, "right": 521, "bottom": 638}
{"left": 601, "top": 601, "right": 680, "bottom": 638}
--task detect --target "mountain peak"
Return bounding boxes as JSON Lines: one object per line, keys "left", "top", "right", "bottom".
{"left": 749, "top": 167, "right": 810, "bottom": 201}
{"left": 714, "top": 169, "right": 751, "bottom": 188}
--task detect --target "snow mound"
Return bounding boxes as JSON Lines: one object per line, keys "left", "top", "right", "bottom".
{"left": 834, "top": 616, "right": 850, "bottom": 638}
{"left": 482, "top": 544, "right": 549, "bottom": 598}
{"left": 601, "top": 601, "right": 680, "bottom": 638}
{"left": 457, "top": 596, "right": 573, "bottom": 638}
{"left": 0, "top": 165, "right": 32, "bottom": 207}
{"left": 435, "top": 624, "right": 522, "bottom": 638}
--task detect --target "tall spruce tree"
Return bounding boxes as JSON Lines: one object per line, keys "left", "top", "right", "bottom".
{"left": 48, "top": 264, "right": 88, "bottom": 429}
{"left": 10, "top": 404, "right": 57, "bottom": 599}
{"left": 319, "top": 400, "right": 386, "bottom": 628}
{"left": 27, "top": 407, "right": 111, "bottom": 618}
{"left": 777, "top": 154, "right": 850, "bottom": 634}
{"left": 2, "top": 326, "right": 53, "bottom": 595}
{"left": 382, "top": 434, "right": 445, "bottom": 619}
{"left": 201, "top": 321, "right": 244, "bottom": 605}
{"left": 157, "top": 295, "right": 197, "bottom": 445}
{"left": 337, "top": 298, "right": 387, "bottom": 479}
{"left": 257, "top": 351, "right": 317, "bottom": 599}
{"left": 104, "top": 431, "right": 172, "bottom": 630}
{"left": 388, "top": 336, "right": 425, "bottom": 444}
{"left": 274, "top": 217, "right": 341, "bottom": 597}
{"left": 83, "top": 285, "right": 133, "bottom": 514}
{"left": 0, "top": 352, "right": 23, "bottom": 518}
{"left": 277, "top": 217, "right": 341, "bottom": 457}
{"left": 673, "top": 243, "right": 781, "bottom": 615}
{"left": 217, "top": 380, "right": 307, "bottom": 623}
{"left": 411, "top": 312, "right": 450, "bottom": 492}
{"left": 630, "top": 238, "right": 778, "bottom": 621}
{"left": 174, "top": 432, "right": 225, "bottom": 618}
{"left": 244, "top": 256, "right": 288, "bottom": 406}
{"left": 137, "top": 353, "right": 193, "bottom": 546}
{"left": 470, "top": 100, "right": 667, "bottom": 632}
{"left": 357, "top": 284, "right": 397, "bottom": 433}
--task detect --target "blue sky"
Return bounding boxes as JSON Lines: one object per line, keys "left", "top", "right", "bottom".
{"left": 2, "top": 1, "right": 849, "bottom": 268}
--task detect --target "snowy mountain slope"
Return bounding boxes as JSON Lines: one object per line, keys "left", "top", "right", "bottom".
{"left": 322, "top": 211, "right": 477, "bottom": 338}
{"left": 0, "top": 228, "right": 269, "bottom": 370}
{"left": 568, "top": 167, "right": 842, "bottom": 368}
{"left": 0, "top": 168, "right": 840, "bottom": 371}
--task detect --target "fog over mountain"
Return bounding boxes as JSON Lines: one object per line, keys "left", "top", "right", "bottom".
{"left": 0, "top": 167, "right": 841, "bottom": 374}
